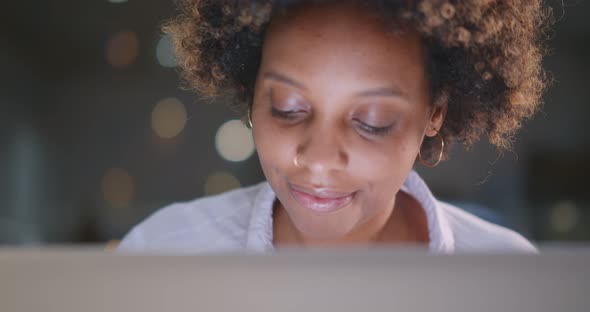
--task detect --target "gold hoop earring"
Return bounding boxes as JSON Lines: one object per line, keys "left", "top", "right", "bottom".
{"left": 246, "top": 108, "right": 253, "bottom": 129}
{"left": 418, "top": 128, "right": 445, "bottom": 168}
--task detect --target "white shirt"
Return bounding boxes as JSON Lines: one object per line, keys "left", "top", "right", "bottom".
{"left": 118, "top": 171, "right": 537, "bottom": 253}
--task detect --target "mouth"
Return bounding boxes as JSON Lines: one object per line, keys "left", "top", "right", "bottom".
{"left": 288, "top": 183, "right": 356, "bottom": 214}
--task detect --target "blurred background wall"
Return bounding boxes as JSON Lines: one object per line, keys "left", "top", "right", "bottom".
{"left": 0, "top": 0, "right": 588, "bottom": 245}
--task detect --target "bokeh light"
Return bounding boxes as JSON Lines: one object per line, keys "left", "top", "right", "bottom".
{"left": 204, "top": 171, "right": 241, "bottom": 196}
{"left": 101, "top": 168, "right": 135, "bottom": 209}
{"left": 156, "top": 34, "right": 177, "bottom": 68}
{"left": 215, "top": 119, "right": 255, "bottom": 162}
{"left": 549, "top": 200, "right": 580, "bottom": 234}
{"left": 151, "top": 97, "right": 187, "bottom": 139}
{"left": 106, "top": 30, "right": 139, "bottom": 69}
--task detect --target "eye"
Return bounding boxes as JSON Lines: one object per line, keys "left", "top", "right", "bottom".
{"left": 353, "top": 119, "right": 394, "bottom": 137}
{"left": 271, "top": 107, "right": 298, "bottom": 120}
{"left": 268, "top": 88, "right": 309, "bottom": 121}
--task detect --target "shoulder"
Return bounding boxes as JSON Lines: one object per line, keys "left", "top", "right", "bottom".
{"left": 117, "top": 182, "right": 266, "bottom": 252}
{"left": 438, "top": 201, "right": 538, "bottom": 253}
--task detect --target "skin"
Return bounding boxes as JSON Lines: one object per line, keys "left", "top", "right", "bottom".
{"left": 250, "top": 2, "right": 446, "bottom": 247}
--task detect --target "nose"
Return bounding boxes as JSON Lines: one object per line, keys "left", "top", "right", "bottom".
{"left": 295, "top": 124, "right": 348, "bottom": 174}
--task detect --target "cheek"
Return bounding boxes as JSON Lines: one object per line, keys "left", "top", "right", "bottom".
{"left": 351, "top": 132, "right": 420, "bottom": 185}
{"left": 252, "top": 119, "right": 296, "bottom": 177}
{"left": 348, "top": 136, "right": 420, "bottom": 217}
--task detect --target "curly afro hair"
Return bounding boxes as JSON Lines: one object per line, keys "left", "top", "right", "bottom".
{"left": 163, "top": 0, "right": 552, "bottom": 157}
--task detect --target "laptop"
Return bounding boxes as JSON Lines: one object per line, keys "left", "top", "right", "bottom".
{"left": 0, "top": 247, "right": 588, "bottom": 312}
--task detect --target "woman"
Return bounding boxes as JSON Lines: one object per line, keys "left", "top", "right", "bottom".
{"left": 119, "top": 0, "right": 550, "bottom": 253}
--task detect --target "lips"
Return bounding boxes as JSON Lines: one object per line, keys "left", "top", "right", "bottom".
{"left": 288, "top": 183, "right": 355, "bottom": 214}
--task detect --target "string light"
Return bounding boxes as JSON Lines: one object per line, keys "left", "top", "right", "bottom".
{"left": 106, "top": 30, "right": 139, "bottom": 69}
{"left": 151, "top": 97, "right": 187, "bottom": 139}
{"left": 101, "top": 168, "right": 135, "bottom": 209}
{"left": 215, "top": 119, "right": 255, "bottom": 162}
{"left": 204, "top": 171, "right": 241, "bottom": 195}
{"left": 156, "top": 34, "right": 177, "bottom": 68}
{"left": 550, "top": 200, "right": 579, "bottom": 234}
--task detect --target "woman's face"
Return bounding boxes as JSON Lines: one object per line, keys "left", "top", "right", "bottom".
{"left": 252, "top": 3, "right": 445, "bottom": 241}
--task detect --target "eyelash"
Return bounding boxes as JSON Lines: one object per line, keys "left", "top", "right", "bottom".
{"left": 270, "top": 107, "right": 298, "bottom": 119}
{"left": 271, "top": 107, "right": 393, "bottom": 137}
{"left": 353, "top": 120, "right": 393, "bottom": 137}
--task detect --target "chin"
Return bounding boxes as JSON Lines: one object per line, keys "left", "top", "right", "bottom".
{"left": 287, "top": 206, "right": 359, "bottom": 241}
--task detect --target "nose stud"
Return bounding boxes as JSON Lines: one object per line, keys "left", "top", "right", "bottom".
{"left": 293, "top": 153, "right": 302, "bottom": 168}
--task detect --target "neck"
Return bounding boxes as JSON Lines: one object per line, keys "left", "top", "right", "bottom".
{"left": 273, "top": 191, "right": 429, "bottom": 247}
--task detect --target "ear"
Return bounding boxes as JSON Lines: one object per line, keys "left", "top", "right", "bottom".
{"left": 426, "top": 90, "right": 448, "bottom": 137}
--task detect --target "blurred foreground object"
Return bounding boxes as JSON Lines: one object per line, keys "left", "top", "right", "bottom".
{"left": 0, "top": 248, "right": 588, "bottom": 312}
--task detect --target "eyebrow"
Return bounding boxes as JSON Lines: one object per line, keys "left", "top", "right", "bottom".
{"left": 263, "top": 70, "right": 407, "bottom": 100}
{"left": 356, "top": 87, "right": 406, "bottom": 99}
{"left": 263, "top": 71, "right": 308, "bottom": 91}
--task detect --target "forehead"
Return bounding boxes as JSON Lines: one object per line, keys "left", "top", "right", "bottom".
{"left": 261, "top": 2, "right": 426, "bottom": 93}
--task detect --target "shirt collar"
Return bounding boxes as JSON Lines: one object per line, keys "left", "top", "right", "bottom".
{"left": 400, "top": 171, "right": 455, "bottom": 253}
{"left": 246, "top": 181, "right": 276, "bottom": 251}
{"left": 246, "top": 170, "right": 455, "bottom": 253}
